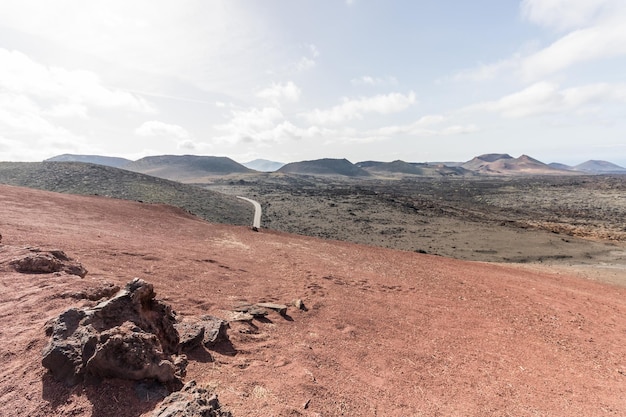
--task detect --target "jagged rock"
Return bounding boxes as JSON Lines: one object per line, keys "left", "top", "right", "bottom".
{"left": 42, "top": 308, "right": 90, "bottom": 386}
{"left": 9, "top": 248, "right": 87, "bottom": 277}
{"left": 175, "top": 322, "right": 205, "bottom": 351}
{"left": 42, "top": 278, "right": 183, "bottom": 386}
{"left": 175, "top": 316, "right": 228, "bottom": 351}
{"left": 152, "top": 380, "right": 232, "bottom": 417}
{"left": 85, "top": 321, "right": 178, "bottom": 382}
{"left": 200, "top": 316, "right": 228, "bottom": 347}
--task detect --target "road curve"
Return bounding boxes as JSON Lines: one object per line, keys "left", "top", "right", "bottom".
{"left": 236, "top": 196, "right": 262, "bottom": 230}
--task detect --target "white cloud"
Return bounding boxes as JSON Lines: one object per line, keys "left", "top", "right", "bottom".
{"left": 177, "top": 139, "right": 198, "bottom": 151}
{"left": 301, "top": 91, "right": 416, "bottom": 124}
{"left": 372, "top": 115, "right": 477, "bottom": 137}
{"left": 454, "top": 1, "right": 626, "bottom": 82}
{"left": 290, "top": 44, "right": 320, "bottom": 73}
{"left": 520, "top": 0, "right": 617, "bottom": 31}
{"left": 256, "top": 81, "right": 301, "bottom": 105}
{"left": 43, "top": 103, "right": 89, "bottom": 119}
{"left": 308, "top": 44, "right": 320, "bottom": 58}
{"left": 520, "top": 20, "right": 626, "bottom": 80}
{"left": 213, "top": 105, "right": 357, "bottom": 146}
{"left": 0, "top": 94, "right": 78, "bottom": 139}
{"left": 0, "top": 93, "right": 87, "bottom": 160}
{"left": 471, "top": 81, "right": 626, "bottom": 118}
{"left": 452, "top": 57, "right": 520, "bottom": 82}
{"left": 0, "top": 1, "right": 272, "bottom": 95}
{"left": 350, "top": 76, "right": 398, "bottom": 86}
{"left": 294, "top": 57, "right": 316, "bottom": 72}
{"left": 0, "top": 49, "right": 155, "bottom": 114}
{"left": 135, "top": 121, "right": 191, "bottom": 139}
{"left": 214, "top": 107, "right": 287, "bottom": 144}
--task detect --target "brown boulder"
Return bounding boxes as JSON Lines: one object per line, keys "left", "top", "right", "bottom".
{"left": 9, "top": 248, "right": 87, "bottom": 277}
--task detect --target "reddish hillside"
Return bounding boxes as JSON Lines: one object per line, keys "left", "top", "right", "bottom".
{"left": 1, "top": 184, "right": 625, "bottom": 416}
{"left": 462, "top": 154, "right": 573, "bottom": 175}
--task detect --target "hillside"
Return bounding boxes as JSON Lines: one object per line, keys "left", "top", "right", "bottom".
{"left": 573, "top": 160, "right": 626, "bottom": 174}
{"left": 462, "top": 154, "right": 571, "bottom": 175}
{"left": 0, "top": 161, "right": 251, "bottom": 225}
{"left": 548, "top": 162, "right": 573, "bottom": 171}
{"left": 278, "top": 158, "right": 370, "bottom": 177}
{"left": 1, "top": 184, "right": 625, "bottom": 416}
{"left": 125, "top": 155, "right": 255, "bottom": 182}
{"left": 46, "top": 154, "right": 132, "bottom": 168}
{"left": 357, "top": 160, "right": 471, "bottom": 177}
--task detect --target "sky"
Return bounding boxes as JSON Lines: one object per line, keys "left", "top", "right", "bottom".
{"left": 1, "top": 0, "right": 626, "bottom": 166}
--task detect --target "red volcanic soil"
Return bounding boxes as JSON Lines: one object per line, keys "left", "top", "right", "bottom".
{"left": 1, "top": 184, "right": 626, "bottom": 416}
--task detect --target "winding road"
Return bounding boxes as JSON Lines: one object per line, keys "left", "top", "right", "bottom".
{"left": 236, "top": 196, "right": 262, "bottom": 230}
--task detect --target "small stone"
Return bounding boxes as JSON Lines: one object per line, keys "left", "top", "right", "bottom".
{"left": 233, "top": 303, "right": 268, "bottom": 318}
{"left": 257, "top": 302, "right": 288, "bottom": 316}
{"left": 293, "top": 299, "right": 306, "bottom": 311}
{"left": 228, "top": 311, "right": 254, "bottom": 322}
{"left": 247, "top": 307, "right": 268, "bottom": 318}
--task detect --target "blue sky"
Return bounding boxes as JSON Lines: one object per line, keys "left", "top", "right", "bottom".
{"left": 1, "top": 0, "right": 625, "bottom": 166}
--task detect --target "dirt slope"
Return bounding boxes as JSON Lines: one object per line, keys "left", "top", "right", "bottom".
{"left": 1, "top": 184, "right": 625, "bottom": 416}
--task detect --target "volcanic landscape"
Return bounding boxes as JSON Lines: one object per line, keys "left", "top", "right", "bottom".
{"left": 1, "top": 155, "right": 626, "bottom": 416}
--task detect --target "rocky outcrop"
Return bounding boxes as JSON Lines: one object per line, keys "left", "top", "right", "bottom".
{"left": 42, "top": 278, "right": 183, "bottom": 386}
{"left": 175, "top": 316, "right": 228, "bottom": 351}
{"left": 151, "top": 380, "right": 232, "bottom": 417}
{"left": 9, "top": 248, "right": 87, "bottom": 277}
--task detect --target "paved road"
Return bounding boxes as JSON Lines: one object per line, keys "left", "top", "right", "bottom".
{"left": 236, "top": 196, "right": 262, "bottom": 230}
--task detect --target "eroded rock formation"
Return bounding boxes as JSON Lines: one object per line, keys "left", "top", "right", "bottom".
{"left": 8, "top": 248, "right": 87, "bottom": 277}
{"left": 175, "top": 315, "right": 228, "bottom": 351}
{"left": 42, "top": 278, "right": 183, "bottom": 386}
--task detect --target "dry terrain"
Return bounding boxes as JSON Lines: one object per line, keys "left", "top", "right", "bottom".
{"left": 208, "top": 174, "right": 626, "bottom": 285}
{"left": 1, "top": 183, "right": 626, "bottom": 416}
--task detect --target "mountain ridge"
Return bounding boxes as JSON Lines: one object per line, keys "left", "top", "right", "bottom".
{"left": 43, "top": 153, "right": 626, "bottom": 178}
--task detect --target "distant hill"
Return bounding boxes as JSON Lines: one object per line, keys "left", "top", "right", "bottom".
{"left": 243, "top": 159, "right": 285, "bottom": 172}
{"left": 356, "top": 160, "right": 472, "bottom": 177}
{"left": 548, "top": 162, "right": 573, "bottom": 171}
{"left": 572, "top": 160, "right": 626, "bottom": 174}
{"left": 428, "top": 161, "right": 465, "bottom": 167}
{"left": 0, "top": 161, "right": 251, "bottom": 225}
{"left": 125, "top": 155, "right": 255, "bottom": 182}
{"left": 462, "top": 154, "right": 572, "bottom": 175}
{"left": 46, "top": 154, "right": 132, "bottom": 169}
{"left": 278, "top": 158, "right": 370, "bottom": 177}
{"left": 462, "top": 154, "right": 514, "bottom": 171}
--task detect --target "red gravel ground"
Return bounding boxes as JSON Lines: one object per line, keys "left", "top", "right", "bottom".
{"left": 1, "top": 183, "right": 625, "bottom": 416}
